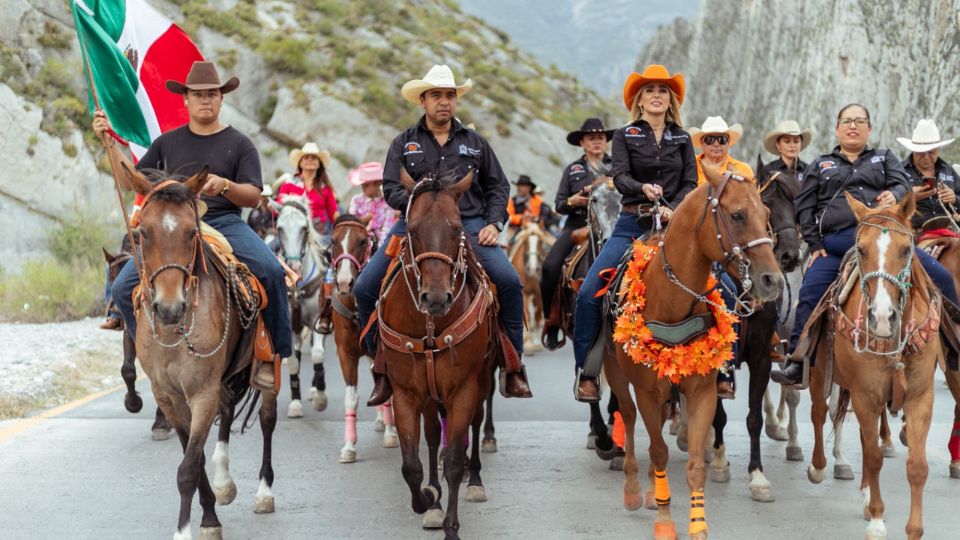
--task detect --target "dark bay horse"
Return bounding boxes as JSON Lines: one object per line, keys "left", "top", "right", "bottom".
{"left": 121, "top": 164, "right": 279, "bottom": 539}
{"left": 378, "top": 169, "right": 499, "bottom": 539}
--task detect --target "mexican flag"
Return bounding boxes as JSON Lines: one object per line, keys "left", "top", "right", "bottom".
{"left": 71, "top": 0, "right": 203, "bottom": 158}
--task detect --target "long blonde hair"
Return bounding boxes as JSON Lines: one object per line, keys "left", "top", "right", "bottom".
{"left": 630, "top": 84, "right": 683, "bottom": 127}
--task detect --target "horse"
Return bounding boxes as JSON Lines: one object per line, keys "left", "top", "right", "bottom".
{"left": 508, "top": 220, "right": 554, "bottom": 352}
{"left": 805, "top": 192, "right": 941, "bottom": 539}
{"left": 103, "top": 244, "right": 174, "bottom": 441}
{"left": 603, "top": 163, "right": 782, "bottom": 540}
{"left": 119, "top": 165, "right": 278, "bottom": 539}
{"left": 378, "top": 168, "right": 501, "bottom": 539}
{"left": 328, "top": 215, "right": 398, "bottom": 463}
{"left": 707, "top": 157, "right": 803, "bottom": 502}
{"left": 276, "top": 196, "right": 329, "bottom": 417}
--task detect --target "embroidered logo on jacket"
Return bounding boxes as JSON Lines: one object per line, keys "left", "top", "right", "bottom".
{"left": 624, "top": 126, "right": 644, "bottom": 137}
{"left": 458, "top": 144, "right": 481, "bottom": 157}
{"left": 870, "top": 155, "right": 885, "bottom": 164}
{"left": 819, "top": 160, "right": 837, "bottom": 171}
{"left": 403, "top": 142, "right": 423, "bottom": 155}
{"left": 570, "top": 164, "right": 586, "bottom": 174}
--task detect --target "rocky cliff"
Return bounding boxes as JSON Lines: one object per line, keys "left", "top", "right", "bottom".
{"left": 0, "top": 0, "right": 610, "bottom": 271}
{"left": 637, "top": 0, "right": 960, "bottom": 164}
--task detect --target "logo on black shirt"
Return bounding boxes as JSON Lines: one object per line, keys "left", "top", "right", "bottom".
{"left": 819, "top": 160, "right": 837, "bottom": 171}
{"left": 624, "top": 126, "right": 644, "bottom": 138}
{"left": 403, "top": 142, "right": 423, "bottom": 155}
{"left": 570, "top": 164, "right": 586, "bottom": 175}
{"left": 458, "top": 144, "right": 481, "bottom": 157}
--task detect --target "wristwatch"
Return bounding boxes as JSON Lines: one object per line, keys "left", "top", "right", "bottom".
{"left": 219, "top": 180, "right": 231, "bottom": 196}
{"left": 492, "top": 221, "right": 504, "bottom": 232}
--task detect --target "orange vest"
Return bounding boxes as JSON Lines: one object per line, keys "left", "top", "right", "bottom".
{"left": 508, "top": 195, "right": 543, "bottom": 225}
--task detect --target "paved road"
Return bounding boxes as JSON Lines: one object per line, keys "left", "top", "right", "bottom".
{"left": 1, "top": 340, "right": 958, "bottom": 539}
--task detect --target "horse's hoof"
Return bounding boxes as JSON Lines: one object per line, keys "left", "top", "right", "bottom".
{"left": 653, "top": 520, "right": 677, "bottom": 540}
{"left": 383, "top": 434, "right": 399, "bottom": 448}
{"left": 765, "top": 423, "right": 788, "bottom": 441}
{"left": 339, "top": 450, "right": 356, "bottom": 464}
{"left": 586, "top": 434, "right": 597, "bottom": 449}
{"left": 481, "top": 438, "right": 498, "bottom": 453}
{"left": 676, "top": 435, "right": 688, "bottom": 453}
{"left": 623, "top": 491, "right": 642, "bottom": 511}
{"left": 950, "top": 461, "right": 960, "bottom": 479}
{"left": 807, "top": 464, "right": 826, "bottom": 484}
{"left": 309, "top": 387, "right": 328, "bottom": 411}
{"left": 124, "top": 392, "right": 143, "bottom": 413}
{"left": 213, "top": 480, "right": 237, "bottom": 505}
{"left": 198, "top": 527, "right": 222, "bottom": 540}
{"left": 422, "top": 508, "right": 445, "bottom": 529}
{"left": 465, "top": 485, "right": 487, "bottom": 502}
{"left": 595, "top": 444, "right": 620, "bottom": 461}
{"left": 834, "top": 464, "right": 855, "bottom": 480}
{"left": 373, "top": 418, "right": 385, "bottom": 432}
{"left": 881, "top": 444, "right": 896, "bottom": 459}
{"left": 899, "top": 427, "right": 908, "bottom": 447}
{"left": 609, "top": 455, "right": 624, "bottom": 471}
{"left": 863, "top": 504, "right": 873, "bottom": 522}
{"left": 865, "top": 518, "right": 887, "bottom": 539}
{"left": 152, "top": 427, "right": 174, "bottom": 441}
{"left": 644, "top": 490, "right": 657, "bottom": 510}
{"left": 749, "top": 471, "right": 774, "bottom": 502}
{"left": 287, "top": 400, "right": 304, "bottom": 419}
{"left": 710, "top": 465, "right": 730, "bottom": 483}
{"left": 786, "top": 446, "right": 804, "bottom": 462}
{"left": 253, "top": 495, "right": 275, "bottom": 514}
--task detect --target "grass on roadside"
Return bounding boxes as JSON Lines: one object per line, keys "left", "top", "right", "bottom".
{"left": 0, "top": 259, "right": 104, "bottom": 323}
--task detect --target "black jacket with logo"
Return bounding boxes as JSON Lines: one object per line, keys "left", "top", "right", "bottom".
{"left": 555, "top": 153, "right": 613, "bottom": 228}
{"left": 795, "top": 146, "right": 911, "bottom": 252}
{"left": 902, "top": 156, "right": 959, "bottom": 228}
{"left": 764, "top": 157, "right": 808, "bottom": 187}
{"left": 382, "top": 117, "right": 509, "bottom": 226}
{"left": 611, "top": 120, "right": 698, "bottom": 208}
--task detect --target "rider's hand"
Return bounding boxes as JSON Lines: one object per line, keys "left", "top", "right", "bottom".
{"left": 938, "top": 185, "right": 956, "bottom": 204}
{"left": 875, "top": 190, "right": 895, "bottom": 208}
{"left": 642, "top": 183, "right": 663, "bottom": 201}
{"left": 568, "top": 193, "right": 590, "bottom": 207}
{"left": 92, "top": 110, "right": 113, "bottom": 143}
{"left": 807, "top": 249, "right": 827, "bottom": 270}
{"left": 913, "top": 185, "right": 936, "bottom": 201}
{"left": 478, "top": 224, "right": 499, "bottom": 246}
{"left": 659, "top": 207, "right": 674, "bottom": 223}
{"left": 201, "top": 174, "right": 230, "bottom": 196}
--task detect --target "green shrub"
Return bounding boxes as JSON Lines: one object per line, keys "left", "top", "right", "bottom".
{"left": 0, "top": 258, "right": 104, "bottom": 322}
{"left": 258, "top": 92, "right": 278, "bottom": 124}
{"left": 258, "top": 34, "right": 310, "bottom": 76}
{"left": 38, "top": 21, "right": 72, "bottom": 50}
{"left": 48, "top": 214, "right": 113, "bottom": 268}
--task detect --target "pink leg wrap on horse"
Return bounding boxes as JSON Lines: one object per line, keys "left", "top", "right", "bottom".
{"left": 949, "top": 421, "right": 960, "bottom": 461}
{"left": 346, "top": 410, "right": 357, "bottom": 444}
{"left": 382, "top": 400, "right": 394, "bottom": 426}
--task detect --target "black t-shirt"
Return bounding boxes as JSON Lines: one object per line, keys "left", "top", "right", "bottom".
{"left": 137, "top": 125, "right": 262, "bottom": 218}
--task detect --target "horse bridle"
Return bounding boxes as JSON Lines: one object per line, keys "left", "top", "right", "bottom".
{"left": 330, "top": 220, "right": 375, "bottom": 279}
{"left": 759, "top": 171, "right": 800, "bottom": 246}
{"left": 278, "top": 200, "right": 311, "bottom": 263}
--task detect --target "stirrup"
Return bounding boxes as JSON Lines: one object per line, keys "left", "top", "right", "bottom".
{"left": 573, "top": 369, "right": 602, "bottom": 403}
{"left": 778, "top": 355, "right": 810, "bottom": 390}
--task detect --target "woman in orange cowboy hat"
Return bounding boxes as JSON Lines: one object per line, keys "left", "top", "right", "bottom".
{"left": 573, "top": 65, "right": 698, "bottom": 401}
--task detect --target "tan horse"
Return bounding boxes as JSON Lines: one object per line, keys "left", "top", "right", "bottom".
{"left": 508, "top": 221, "right": 554, "bottom": 352}
{"left": 121, "top": 165, "right": 278, "bottom": 539}
{"left": 807, "top": 192, "right": 940, "bottom": 539}
{"left": 604, "top": 164, "right": 782, "bottom": 540}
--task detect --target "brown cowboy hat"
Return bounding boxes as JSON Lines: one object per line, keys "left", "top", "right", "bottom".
{"left": 622, "top": 64, "right": 685, "bottom": 110}
{"left": 165, "top": 61, "right": 240, "bottom": 94}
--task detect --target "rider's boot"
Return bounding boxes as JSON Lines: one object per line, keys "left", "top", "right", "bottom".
{"left": 771, "top": 357, "right": 805, "bottom": 386}
{"left": 317, "top": 283, "right": 334, "bottom": 334}
{"left": 574, "top": 373, "right": 600, "bottom": 403}
{"left": 498, "top": 327, "right": 532, "bottom": 398}
{"left": 367, "top": 348, "right": 393, "bottom": 407}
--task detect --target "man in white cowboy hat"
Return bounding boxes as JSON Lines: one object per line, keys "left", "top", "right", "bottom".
{"left": 355, "top": 64, "right": 532, "bottom": 405}
{"left": 690, "top": 116, "right": 753, "bottom": 185}
{"left": 92, "top": 60, "right": 291, "bottom": 389}
{"left": 763, "top": 120, "right": 812, "bottom": 183}
{"left": 898, "top": 118, "right": 959, "bottom": 229}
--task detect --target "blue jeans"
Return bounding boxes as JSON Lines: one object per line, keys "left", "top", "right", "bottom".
{"left": 717, "top": 271, "right": 738, "bottom": 383}
{"left": 574, "top": 212, "right": 649, "bottom": 370}
{"left": 355, "top": 216, "right": 525, "bottom": 354}
{"left": 788, "top": 227, "right": 958, "bottom": 357}
{"left": 112, "top": 213, "right": 293, "bottom": 357}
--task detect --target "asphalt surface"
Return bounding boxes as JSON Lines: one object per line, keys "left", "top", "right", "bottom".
{"left": 1, "top": 339, "right": 958, "bottom": 539}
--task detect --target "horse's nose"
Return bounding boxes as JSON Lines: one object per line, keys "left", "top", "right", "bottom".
{"left": 337, "top": 277, "right": 354, "bottom": 295}
{"left": 779, "top": 250, "right": 799, "bottom": 272}
{"left": 756, "top": 272, "right": 784, "bottom": 301}
{"left": 419, "top": 291, "right": 453, "bottom": 316}
{"left": 866, "top": 305, "right": 899, "bottom": 338}
{"left": 153, "top": 300, "right": 185, "bottom": 325}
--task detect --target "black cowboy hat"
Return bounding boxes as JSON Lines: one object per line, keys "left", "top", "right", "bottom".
{"left": 513, "top": 174, "right": 537, "bottom": 189}
{"left": 566, "top": 118, "right": 615, "bottom": 146}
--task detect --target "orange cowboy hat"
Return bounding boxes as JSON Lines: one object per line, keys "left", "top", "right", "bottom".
{"left": 622, "top": 64, "right": 685, "bottom": 110}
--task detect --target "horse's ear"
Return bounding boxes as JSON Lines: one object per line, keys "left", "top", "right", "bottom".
{"left": 102, "top": 247, "right": 116, "bottom": 264}
{"left": 844, "top": 192, "right": 870, "bottom": 222}
{"left": 755, "top": 154, "right": 765, "bottom": 179}
{"left": 120, "top": 162, "right": 152, "bottom": 195}
{"left": 896, "top": 190, "right": 916, "bottom": 222}
{"left": 451, "top": 170, "right": 474, "bottom": 199}
{"left": 184, "top": 166, "right": 209, "bottom": 195}
{"left": 700, "top": 160, "right": 723, "bottom": 188}
{"left": 400, "top": 166, "right": 416, "bottom": 192}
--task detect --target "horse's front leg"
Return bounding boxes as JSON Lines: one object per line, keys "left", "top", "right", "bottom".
{"left": 710, "top": 399, "right": 729, "bottom": 484}
{"left": 421, "top": 404, "right": 445, "bottom": 529}
{"left": 121, "top": 333, "right": 142, "bottom": 413}
{"left": 747, "top": 350, "right": 774, "bottom": 502}
{"left": 336, "top": 322, "right": 360, "bottom": 463}
{"left": 880, "top": 408, "right": 897, "bottom": 458}
{"left": 394, "top": 388, "right": 436, "bottom": 515}
{"left": 829, "top": 384, "right": 854, "bottom": 480}
{"left": 441, "top": 387, "right": 479, "bottom": 540}
{"left": 784, "top": 387, "right": 803, "bottom": 461}
{"left": 286, "top": 322, "right": 304, "bottom": 418}
{"left": 851, "top": 392, "right": 886, "bottom": 538}
{"left": 682, "top": 374, "right": 718, "bottom": 540}
{"left": 481, "top": 374, "right": 497, "bottom": 454}
{"left": 807, "top": 358, "right": 829, "bottom": 483}
{"left": 174, "top": 388, "right": 221, "bottom": 540}
{"left": 254, "top": 388, "right": 279, "bottom": 514}
{"left": 762, "top": 388, "right": 787, "bottom": 441}
{"left": 308, "top": 325, "right": 328, "bottom": 411}
{"left": 211, "top": 404, "right": 237, "bottom": 506}
{"left": 902, "top": 382, "right": 933, "bottom": 540}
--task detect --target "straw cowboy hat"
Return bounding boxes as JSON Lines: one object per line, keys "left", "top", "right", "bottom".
{"left": 689, "top": 116, "right": 743, "bottom": 149}
{"left": 763, "top": 120, "right": 812, "bottom": 155}
{"left": 566, "top": 118, "right": 615, "bottom": 146}
{"left": 289, "top": 142, "right": 331, "bottom": 170}
{"left": 622, "top": 64, "right": 686, "bottom": 110}
{"left": 401, "top": 65, "right": 473, "bottom": 104}
{"left": 897, "top": 119, "right": 956, "bottom": 153}
{"left": 349, "top": 162, "right": 385, "bottom": 186}
{"left": 165, "top": 61, "right": 239, "bottom": 94}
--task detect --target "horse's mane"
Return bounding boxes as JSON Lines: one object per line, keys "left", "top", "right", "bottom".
{"left": 771, "top": 171, "right": 800, "bottom": 200}
{"left": 335, "top": 214, "right": 364, "bottom": 225}
{"left": 138, "top": 169, "right": 195, "bottom": 204}
{"left": 410, "top": 169, "right": 461, "bottom": 198}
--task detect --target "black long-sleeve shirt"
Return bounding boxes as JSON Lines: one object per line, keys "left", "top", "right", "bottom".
{"left": 795, "top": 146, "right": 911, "bottom": 252}
{"left": 555, "top": 153, "right": 613, "bottom": 228}
{"left": 610, "top": 120, "right": 697, "bottom": 208}
{"left": 382, "top": 117, "right": 509, "bottom": 226}
{"left": 764, "top": 157, "right": 808, "bottom": 186}
{"left": 902, "top": 156, "right": 959, "bottom": 228}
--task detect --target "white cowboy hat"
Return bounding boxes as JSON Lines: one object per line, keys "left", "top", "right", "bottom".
{"left": 401, "top": 65, "right": 473, "bottom": 104}
{"left": 289, "top": 142, "right": 331, "bottom": 170}
{"left": 763, "top": 120, "right": 812, "bottom": 155}
{"left": 689, "top": 116, "right": 743, "bottom": 149}
{"left": 897, "top": 119, "right": 955, "bottom": 153}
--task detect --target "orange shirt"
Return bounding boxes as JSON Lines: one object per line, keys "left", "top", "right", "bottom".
{"left": 695, "top": 154, "right": 754, "bottom": 185}
{"left": 507, "top": 194, "right": 543, "bottom": 226}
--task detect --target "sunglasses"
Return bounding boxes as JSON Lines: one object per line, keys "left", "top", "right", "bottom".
{"left": 702, "top": 135, "right": 729, "bottom": 146}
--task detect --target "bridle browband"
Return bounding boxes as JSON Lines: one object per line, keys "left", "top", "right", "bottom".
{"left": 330, "top": 220, "right": 375, "bottom": 277}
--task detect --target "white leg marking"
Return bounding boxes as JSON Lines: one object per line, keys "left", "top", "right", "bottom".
{"left": 253, "top": 477, "right": 275, "bottom": 514}
{"left": 212, "top": 442, "right": 231, "bottom": 490}
{"left": 866, "top": 518, "right": 887, "bottom": 539}
{"left": 173, "top": 524, "right": 192, "bottom": 540}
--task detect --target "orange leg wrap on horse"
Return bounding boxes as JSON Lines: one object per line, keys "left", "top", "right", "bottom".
{"left": 689, "top": 490, "right": 707, "bottom": 536}
{"left": 612, "top": 411, "right": 625, "bottom": 449}
{"left": 654, "top": 469, "right": 670, "bottom": 507}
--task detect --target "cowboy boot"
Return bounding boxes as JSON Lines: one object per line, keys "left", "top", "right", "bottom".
{"left": 771, "top": 358, "right": 805, "bottom": 386}
{"left": 497, "top": 327, "right": 532, "bottom": 398}
{"left": 574, "top": 372, "right": 600, "bottom": 403}
{"left": 366, "top": 348, "right": 393, "bottom": 407}
{"left": 100, "top": 316, "right": 122, "bottom": 331}
{"left": 317, "top": 284, "right": 334, "bottom": 334}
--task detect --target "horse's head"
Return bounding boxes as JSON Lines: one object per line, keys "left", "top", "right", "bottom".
{"left": 699, "top": 162, "right": 783, "bottom": 303}
{"left": 330, "top": 215, "right": 373, "bottom": 296}
{"left": 276, "top": 195, "right": 312, "bottom": 273}
{"left": 846, "top": 191, "right": 917, "bottom": 338}
{"left": 588, "top": 180, "right": 622, "bottom": 242}
{"left": 518, "top": 222, "right": 544, "bottom": 279}
{"left": 756, "top": 156, "right": 802, "bottom": 272}
{"left": 400, "top": 167, "right": 473, "bottom": 316}
{"left": 120, "top": 163, "right": 208, "bottom": 325}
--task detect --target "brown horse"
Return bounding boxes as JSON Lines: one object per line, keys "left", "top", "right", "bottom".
{"left": 807, "top": 193, "right": 940, "bottom": 539}
{"left": 604, "top": 164, "right": 782, "bottom": 540}
{"left": 121, "top": 165, "right": 279, "bottom": 539}
{"left": 508, "top": 221, "right": 553, "bottom": 352}
{"left": 379, "top": 169, "right": 499, "bottom": 539}
{"left": 328, "top": 215, "right": 398, "bottom": 463}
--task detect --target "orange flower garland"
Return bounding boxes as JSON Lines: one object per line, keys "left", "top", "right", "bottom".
{"left": 612, "top": 240, "right": 738, "bottom": 383}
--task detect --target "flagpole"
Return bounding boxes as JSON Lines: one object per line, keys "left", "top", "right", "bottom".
{"left": 76, "top": 25, "right": 144, "bottom": 279}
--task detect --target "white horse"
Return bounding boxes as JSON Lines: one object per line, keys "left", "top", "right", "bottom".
{"left": 276, "top": 196, "right": 329, "bottom": 418}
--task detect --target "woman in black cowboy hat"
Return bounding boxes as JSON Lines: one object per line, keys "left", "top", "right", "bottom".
{"left": 540, "top": 118, "right": 615, "bottom": 350}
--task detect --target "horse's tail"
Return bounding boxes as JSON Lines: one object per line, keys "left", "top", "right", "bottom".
{"left": 831, "top": 387, "right": 851, "bottom": 430}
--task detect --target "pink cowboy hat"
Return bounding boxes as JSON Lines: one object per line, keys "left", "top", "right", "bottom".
{"left": 349, "top": 162, "right": 385, "bottom": 186}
